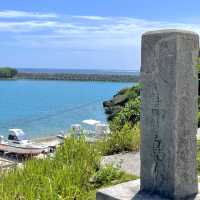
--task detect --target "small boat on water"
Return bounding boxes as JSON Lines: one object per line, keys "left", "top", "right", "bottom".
{"left": 0, "top": 129, "right": 50, "bottom": 156}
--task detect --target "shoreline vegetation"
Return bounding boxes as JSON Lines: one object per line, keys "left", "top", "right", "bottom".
{"left": 0, "top": 67, "right": 140, "bottom": 82}
{"left": 0, "top": 67, "right": 17, "bottom": 78}
{"left": 16, "top": 72, "right": 139, "bottom": 82}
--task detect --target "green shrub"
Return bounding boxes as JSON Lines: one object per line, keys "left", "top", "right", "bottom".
{"left": 98, "top": 123, "right": 140, "bottom": 155}
{"left": 198, "top": 112, "right": 200, "bottom": 128}
{"left": 87, "top": 165, "right": 137, "bottom": 199}
{"left": 0, "top": 67, "right": 17, "bottom": 78}
{"left": 100, "top": 85, "right": 141, "bottom": 156}
{"left": 110, "top": 98, "right": 141, "bottom": 132}
{"left": 197, "top": 140, "right": 200, "bottom": 174}
{"left": 104, "top": 85, "right": 141, "bottom": 122}
{"left": 91, "top": 165, "right": 137, "bottom": 188}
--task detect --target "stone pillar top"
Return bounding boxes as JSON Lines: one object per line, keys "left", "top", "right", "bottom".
{"left": 143, "top": 29, "right": 199, "bottom": 36}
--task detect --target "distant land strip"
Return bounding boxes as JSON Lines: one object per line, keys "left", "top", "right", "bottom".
{"left": 15, "top": 72, "right": 139, "bottom": 82}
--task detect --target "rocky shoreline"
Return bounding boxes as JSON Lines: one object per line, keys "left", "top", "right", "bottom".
{"left": 103, "top": 85, "right": 140, "bottom": 120}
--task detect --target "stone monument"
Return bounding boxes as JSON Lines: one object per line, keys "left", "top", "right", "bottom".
{"left": 140, "top": 29, "right": 199, "bottom": 199}
{"left": 96, "top": 29, "right": 200, "bottom": 200}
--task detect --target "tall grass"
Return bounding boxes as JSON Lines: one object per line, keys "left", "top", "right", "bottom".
{"left": 97, "top": 123, "right": 140, "bottom": 155}
{"left": 0, "top": 134, "right": 136, "bottom": 200}
{"left": 0, "top": 135, "right": 100, "bottom": 200}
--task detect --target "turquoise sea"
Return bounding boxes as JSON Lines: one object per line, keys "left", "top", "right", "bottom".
{"left": 0, "top": 80, "right": 133, "bottom": 138}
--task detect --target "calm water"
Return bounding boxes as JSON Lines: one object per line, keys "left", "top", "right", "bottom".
{"left": 0, "top": 80, "right": 133, "bottom": 138}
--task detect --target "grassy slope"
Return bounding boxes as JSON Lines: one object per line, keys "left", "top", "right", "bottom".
{"left": 0, "top": 135, "right": 137, "bottom": 200}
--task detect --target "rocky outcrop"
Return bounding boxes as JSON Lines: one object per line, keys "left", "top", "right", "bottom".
{"left": 103, "top": 85, "right": 140, "bottom": 121}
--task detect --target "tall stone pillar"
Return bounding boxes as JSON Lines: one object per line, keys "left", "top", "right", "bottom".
{"left": 140, "top": 29, "right": 199, "bottom": 199}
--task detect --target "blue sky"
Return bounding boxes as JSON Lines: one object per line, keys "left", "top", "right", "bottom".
{"left": 0, "top": 0, "right": 200, "bottom": 70}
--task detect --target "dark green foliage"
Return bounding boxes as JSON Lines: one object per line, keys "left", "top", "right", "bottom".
{"left": 197, "top": 140, "right": 200, "bottom": 174}
{"left": 97, "top": 123, "right": 140, "bottom": 155}
{"left": 110, "top": 97, "right": 141, "bottom": 132}
{"left": 103, "top": 84, "right": 141, "bottom": 121}
{"left": 0, "top": 67, "right": 18, "bottom": 78}
{"left": 99, "top": 85, "right": 141, "bottom": 155}
{"left": 92, "top": 165, "right": 137, "bottom": 188}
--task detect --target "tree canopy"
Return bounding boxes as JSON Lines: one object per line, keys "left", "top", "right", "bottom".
{"left": 0, "top": 67, "right": 18, "bottom": 78}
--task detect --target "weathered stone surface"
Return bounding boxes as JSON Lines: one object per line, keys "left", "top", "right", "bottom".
{"left": 140, "top": 29, "right": 199, "bottom": 199}
{"left": 96, "top": 180, "right": 200, "bottom": 200}
{"left": 101, "top": 152, "right": 140, "bottom": 176}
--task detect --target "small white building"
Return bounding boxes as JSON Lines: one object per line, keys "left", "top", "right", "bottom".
{"left": 82, "top": 119, "right": 110, "bottom": 137}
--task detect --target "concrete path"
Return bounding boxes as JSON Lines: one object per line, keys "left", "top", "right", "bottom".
{"left": 101, "top": 128, "right": 200, "bottom": 177}
{"left": 101, "top": 152, "right": 140, "bottom": 177}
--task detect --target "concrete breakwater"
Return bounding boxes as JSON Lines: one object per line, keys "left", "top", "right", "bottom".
{"left": 16, "top": 72, "right": 139, "bottom": 82}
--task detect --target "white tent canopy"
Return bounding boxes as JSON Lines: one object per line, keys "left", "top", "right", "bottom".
{"left": 82, "top": 119, "right": 100, "bottom": 126}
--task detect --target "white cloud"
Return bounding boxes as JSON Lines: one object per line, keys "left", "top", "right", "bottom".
{"left": 1, "top": 11, "right": 200, "bottom": 69}
{"left": 72, "top": 15, "right": 110, "bottom": 21}
{"left": 0, "top": 10, "right": 57, "bottom": 18}
{"left": 1, "top": 10, "right": 200, "bottom": 51}
{"left": 0, "top": 21, "right": 59, "bottom": 32}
